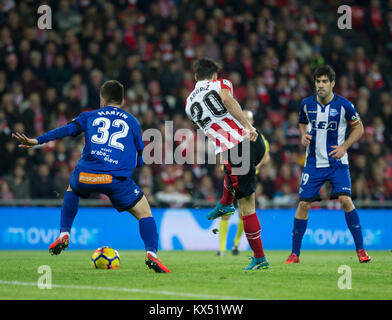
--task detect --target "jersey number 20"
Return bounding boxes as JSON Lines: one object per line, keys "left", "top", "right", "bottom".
{"left": 190, "top": 90, "right": 227, "bottom": 129}
{"left": 91, "top": 117, "right": 129, "bottom": 151}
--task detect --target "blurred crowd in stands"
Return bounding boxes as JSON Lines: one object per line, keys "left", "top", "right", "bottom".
{"left": 1, "top": 0, "right": 392, "bottom": 207}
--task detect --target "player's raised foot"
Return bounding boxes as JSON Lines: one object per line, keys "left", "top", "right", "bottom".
{"left": 145, "top": 252, "right": 171, "bottom": 273}
{"left": 49, "top": 234, "right": 69, "bottom": 256}
{"left": 232, "top": 245, "right": 240, "bottom": 255}
{"left": 357, "top": 249, "right": 371, "bottom": 263}
{"left": 244, "top": 256, "right": 269, "bottom": 270}
{"left": 206, "top": 202, "right": 235, "bottom": 220}
{"left": 284, "top": 253, "right": 300, "bottom": 263}
{"left": 216, "top": 250, "right": 225, "bottom": 257}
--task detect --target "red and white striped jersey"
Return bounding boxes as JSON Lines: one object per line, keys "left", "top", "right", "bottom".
{"left": 185, "top": 79, "right": 246, "bottom": 154}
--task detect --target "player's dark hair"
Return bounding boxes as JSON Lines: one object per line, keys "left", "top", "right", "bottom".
{"left": 100, "top": 80, "right": 124, "bottom": 105}
{"left": 313, "top": 65, "right": 336, "bottom": 82}
{"left": 194, "top": 58, "right": 221, "bottom": 81}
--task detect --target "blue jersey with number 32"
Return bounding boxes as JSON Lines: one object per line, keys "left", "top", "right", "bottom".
{"left": 73, "top": 106, "right": 144, "bottom": 177}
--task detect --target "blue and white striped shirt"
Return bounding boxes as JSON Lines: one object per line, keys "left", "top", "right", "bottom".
{"left": 299, "top": 93, "right": 360, "bottom": 168}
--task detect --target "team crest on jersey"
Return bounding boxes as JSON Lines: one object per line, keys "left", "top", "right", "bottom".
{"left": 222, "top": 79, "right": 231, "bottom": 87}
{"left": 329, "top": 108, "right": 338, "bottom": 117}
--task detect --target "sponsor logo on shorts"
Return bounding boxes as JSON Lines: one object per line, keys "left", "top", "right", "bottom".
{"left": 79, "top": 172, "right": 113, "bottom": 184}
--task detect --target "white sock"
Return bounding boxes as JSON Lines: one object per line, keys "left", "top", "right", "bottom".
{"left": 147, "top": 251, "right": 157, "bottom": 258}
{"left": 60, "top": 232, "right": 70, "bottom": 238}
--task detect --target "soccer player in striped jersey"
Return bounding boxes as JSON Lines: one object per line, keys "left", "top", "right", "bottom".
{"left": 284, "top": 65, "right": 371, "bottom": 264}
{"left": 216, "top": 110, "right": 270, "bottom": 257}
{"left": 185, "top": 58, "right": 269, "bottom": 270}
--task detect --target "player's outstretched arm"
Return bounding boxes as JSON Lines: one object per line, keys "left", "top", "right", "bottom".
{"left": 219, "top": 89, "right": 258, "bottom": 142}
{"left": 12, "top": 132, "right": 38, "bottom": 148}
{"left": 13, "top": 121, "right": 81, "bottom": 148}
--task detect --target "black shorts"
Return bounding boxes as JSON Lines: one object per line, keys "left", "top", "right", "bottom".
{"left": 222, "top": 132, "right": 266, "bottom": 199}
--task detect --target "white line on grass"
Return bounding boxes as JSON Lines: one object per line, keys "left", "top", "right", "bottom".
{"left": 0, "top": 280, "right": 258, "bottom": 300}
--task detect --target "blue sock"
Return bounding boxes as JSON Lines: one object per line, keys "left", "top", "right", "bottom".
{"left": 60, "top": 190, "right": 80, "bottom": 233}
{"left": 345, "top": 208, "right": 363, "bottom": 250}
{"left": 139, "top": 217, "right": 158, "bottom": 254}
{"left": 292, "top": 218, "right": 308, "bottom": 257}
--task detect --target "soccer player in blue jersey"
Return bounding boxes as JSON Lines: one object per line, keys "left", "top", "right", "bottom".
{"left": 284, "top": 65, "right": 371, "bottom": 264}
{"left": 12, "top": 80, "right": 170, "bottom": 273}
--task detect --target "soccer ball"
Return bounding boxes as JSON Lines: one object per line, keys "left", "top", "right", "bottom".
{"left": 91, "top": 246, "right": 120, "bottom": 269}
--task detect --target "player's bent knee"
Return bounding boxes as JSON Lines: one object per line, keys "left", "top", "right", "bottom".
{"left": 127, "top": 195, "right": 152, "bottom": 220}
{"left": 296, "top": 201, "right": 311, "bottom": 219}
{"left": 298, "top": 201, "right": 311, "bottom": 211}
{"left": 238, "top": 194, "right": 255, "bottom": 216}
{"left": 338, "top": 195, "right": 354, "bottom": 211}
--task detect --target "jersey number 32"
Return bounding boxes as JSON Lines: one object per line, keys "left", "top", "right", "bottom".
{"left": 91, "top": 117, "right": 129, "bottom": 151}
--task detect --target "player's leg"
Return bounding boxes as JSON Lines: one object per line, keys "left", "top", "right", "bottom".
{"left": 239, "top": 193, "right": 269, "bottom": 270}
{"left": 339, "top": 195, "right": 364, "bottom": 251}
{"left": 230, "top": 132, "right": 268, "bottom": 269}
{"left": 50, "top": 169, "right": 104, "bottom": 255}
{"left": 209, "top": 136, "right": 269, "bottom": 222}
{"left": 60, "top": 186, "right": 80, "bottom": 234}
{"left": 108, "top": 176, "right": 170, "bottom": 273}
{"left": 49, "top": 171, "right": 82, "bottom": 255}
{"left": 285, "top": 168, "right": 324, "bottom": 263}
{"left": 284, "top": 201, "right": 311, "bottom": 263}
{"left": 206, "top": 174, "right": 235, "bottom": 220}
{"left": 104, "top": 175, "right": 169, "bottom": 273}
{"left": 329, "top": 166, "right": 371, "bottom": 263}
{"left": 232, "top": 135, "right": 267, "bottom": 256}
{"left": 232, "top": 214, "right": 243, "bottom": 255}
{"left": 217, "top": 215, "right": 230, "bottom": 256}
{"left": 127, "top": 197, "right": 167, "bottom": 271}
{"left": 338, "top": 195, "right": 371, "bottom": 263}
{"left": 126, "top": 195, "right": 170, "bottom": 273}
{"left": 127, "top": 195, "right": 156, "bottom": 252}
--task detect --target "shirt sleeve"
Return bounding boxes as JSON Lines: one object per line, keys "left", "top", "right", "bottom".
{"left": 298, "top": 100, "right": 309, "bottom": 124}
{"left": 37, "top": 111, "right": 91, "bottom": 144}
{"left": 343, "top": 102, "right": 361, "bottom": 128}
{"left": 36, "top": 122, "right": 79, "bottom": 144}
{"left": 71, "top": 111, "right": 91, "bottom": 133}
{"left": 219, "top": 79, "right": 234, "bottom": 96}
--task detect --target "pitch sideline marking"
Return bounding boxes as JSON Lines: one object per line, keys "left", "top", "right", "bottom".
{"left": 0, "top": 280, "right": 258, "bottom": 300}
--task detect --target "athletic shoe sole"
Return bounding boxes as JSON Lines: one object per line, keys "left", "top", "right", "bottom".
{"left": 145, "top": 259, "right": 170, "bottom": 273}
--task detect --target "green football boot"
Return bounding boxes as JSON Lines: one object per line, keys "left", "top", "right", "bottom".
{"left": 244, "top": 256, "right": 269, "bottom": 270}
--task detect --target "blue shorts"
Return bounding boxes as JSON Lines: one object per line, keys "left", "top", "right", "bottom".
{"left": 299, "top": 165, "right": 351, "bottom": 202}
{"left": 69, "top": 167, "right": 144, "bottom": 212}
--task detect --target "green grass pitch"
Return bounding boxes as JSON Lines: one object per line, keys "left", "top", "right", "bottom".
{"left": 0, "top": 250, "right": 391, "bottom": 300}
